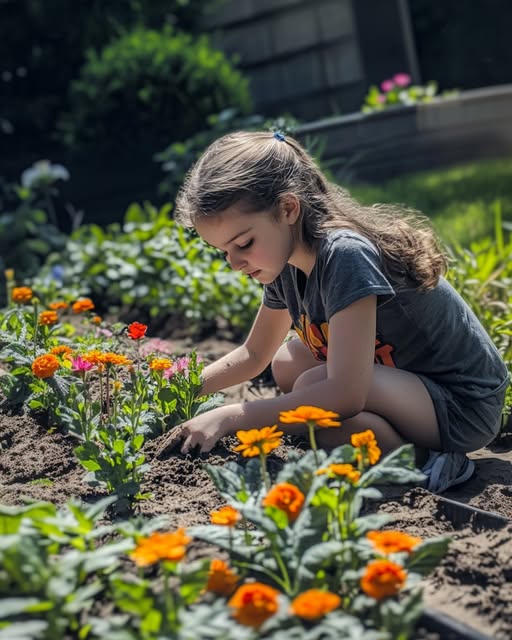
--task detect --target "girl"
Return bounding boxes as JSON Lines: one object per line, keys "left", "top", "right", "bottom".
{"left": 157, "top": 131, "right": 509, "bottom": 493}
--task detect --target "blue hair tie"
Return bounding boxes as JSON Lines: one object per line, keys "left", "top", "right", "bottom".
{"left": 273, "top": 131, "right": 286, "bottom": 141}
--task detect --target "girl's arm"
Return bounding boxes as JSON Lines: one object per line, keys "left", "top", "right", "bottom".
{"left": 200, "top": 303, "right": 292, "bottom": 395}
{"left": 176, "top": 295, "right": 376, "bottom": 454}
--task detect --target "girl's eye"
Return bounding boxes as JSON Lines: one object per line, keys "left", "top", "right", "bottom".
{"left": 239, "top": 239, "right": 253, "bottom": 250}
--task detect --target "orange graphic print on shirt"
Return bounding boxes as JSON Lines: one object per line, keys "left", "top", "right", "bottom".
{"left": 294, "top": 314, "right": 329, "bottom": 361}
{"left": 295, "top": 314, "right": 397, "bottom": 367}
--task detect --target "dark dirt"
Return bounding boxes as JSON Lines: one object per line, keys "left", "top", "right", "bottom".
{"left": 1, "top": 335, "right": 511, "bottom": 639}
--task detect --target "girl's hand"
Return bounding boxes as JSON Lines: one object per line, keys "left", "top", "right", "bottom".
{"left": 156, "top": 404, "right": 240, "bottom": 457}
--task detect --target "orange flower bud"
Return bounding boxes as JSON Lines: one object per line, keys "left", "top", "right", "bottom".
{"left": 38, "top": 310, "right": 59, "bottom": 326}
{"left": 210, "top": 505, "right": 241, "bottom": 527}
{"left": 130, "top": 529, "right": 191, "bottom": 567}
{"left": 12, "top": 286, "right": 33, "bottom": 304}
{"left": 262, "top": 482, "right": 305, "bottom": 523}
{"left": 290, "top": 589, "right": 341, "bottom": 620}
{"left": 228, "top": 582, "right": 279, "bottom": 628}
{"left": 206, "top": 559, "right": 239, "bottom": 596}
{"left": 366, "top": 530, "right": 421, "bottom": 555}
{"left": 360, "top": 560, "right": 407, "bottom": 600}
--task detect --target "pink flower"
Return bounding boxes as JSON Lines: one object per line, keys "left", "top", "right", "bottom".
{"left": 71, "top": 355, "right": 94, "bottom": 372}
{"left": 380, "top": 79, "right": 394, "bottom": 92}
{"left": 393, "top": 73, "right": 411, "bottom": 87}
{"left": 162, "top": 355, "right": 202, "bottom": 380}
{"left": 377, "top": 93, "right": 386, "bottom": 103}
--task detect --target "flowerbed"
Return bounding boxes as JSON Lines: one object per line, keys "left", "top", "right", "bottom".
{"left": 1, "top": 290, "right": 511, "bottom": 639}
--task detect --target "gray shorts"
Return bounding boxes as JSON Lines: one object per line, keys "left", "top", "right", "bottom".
{"left": 418, "top": 375, "right": 509, "bottom": 452}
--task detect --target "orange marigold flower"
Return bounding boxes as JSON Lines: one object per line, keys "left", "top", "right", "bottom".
{"left": 360, "top": 559, "right": 407, "bottom": 600}
{"left": 127, "top": 321, "right": 148, "bottom": 340}
{"left": 12, "top": 286, "right": 33, "bottom": 304}
{"left": 50, "top": 345, "right": 74, "bottom": 357}
{"left": 228, "top": 582, "right": 280, "bottom": 628}
{"left": 290, "top": 589, "right": 341, "bottom": 620}
{"left": 48, "top": 301, "right": 69, "bottom": 311}
{"left": 72, "top": 298, "right": 95, "bottom": 314}
{"left": 315, "top": 463, "right": 361, "bottom": 483}
{"left": 351, "top": 429, "right": 381, "bottom": 465}
{"left": 38, "top": 310, "right": 59, "bottom": 326}
{"left": 31, "top": 354, "right": 60, "bottom": 378}
{"left": 149, "top": 357, "right": 173, "bottom": 371}
{"left": 82, "top": 350, "right": 103, "bottom": 365}
{"left": 98, "top": 352, "right": 133, "bottom": 367}
{"left": 206, "top": 559, "right": 239, "bottom": 596}
{"left": 210, "top": 505, "right": 241, "bottom": 527}
{"left": 279, "top": 406, "right": 341, "bottom": 428}
{"left": 91, "top": 315, "right": 102, "bottom": 324}
{"left": 130, "top": 528, "right": 191, "bottom": 567}
{"left": 262, "top": 482, "right": 305, "bottom": 523}
{"left": 367, "top": 530, "right": 422, "bottom": 555}
{"left": 233, "top": 425, "right": 284, "bottom": 458}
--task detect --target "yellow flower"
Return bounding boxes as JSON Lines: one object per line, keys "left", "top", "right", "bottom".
{"left": 360, "top": 559, "right": 407, "bottom": 600}
{"left": 233, "top": 425, "right": 283, "bottom": 457}
{"left": 38, "top": 310, "right": 59, "bottom": 326}
{"left": 149, "top": 357, "right": 172, "bottom": 371}
{"left": 228, "top": 582, "right": 280, "bottom": 628}
{"left": 31, "top": 354, "right": 60, "bottom": 378}
{"left": 315, "top": 463, "right": 361, "bottom": 483}
{"left": 279, "top": 406, "right": 341, "bottom": 428}
{"left": 4, "top": 269, "right": 14, "bottom": 282}
{"left": 262, "top": 483, "right": 305, "bottom": 523}
{"left": 367, "top": 530, "right": 421, "bottom": 555}
{"left": 206, "top": 559, "right": 239, "bottom": 596}
{"left": 210, "top": 505, "right": 241, "bottom": 527}
{"left": 351, "top": 429, "right": 381, "bottom": 465}
{"left": 290, "top": 589, "right": 341, "bottom": 620}
{"left": 12, "top": 286, "right": 33, "bottom": 304}
{"left": 130, "top": 529, "right": 191, "bottom": 567}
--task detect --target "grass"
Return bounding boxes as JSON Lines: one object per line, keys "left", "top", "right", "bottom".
{"left": 346, "top": 156, "right": 512, "bottom": 247}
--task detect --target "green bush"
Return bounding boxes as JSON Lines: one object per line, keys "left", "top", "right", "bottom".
{"left": 58, "top": 26, "right": 251, "bottom": 149}
{"left": 37, "top": 202, "right": 261, "bottom": 337}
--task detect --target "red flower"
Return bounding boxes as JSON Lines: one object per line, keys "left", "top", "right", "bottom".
{"left": 127, "top": 322, "right": 147, "bottom": 340}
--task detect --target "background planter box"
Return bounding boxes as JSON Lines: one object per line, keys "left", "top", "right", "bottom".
{"left": 296, "top": 84, "right": 512, "bottom": 182}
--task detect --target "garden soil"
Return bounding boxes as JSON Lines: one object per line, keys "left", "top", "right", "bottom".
{"left": 1, "top": 334, "right": 511, "bottom": 639}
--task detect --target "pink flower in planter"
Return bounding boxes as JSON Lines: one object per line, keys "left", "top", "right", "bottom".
{"left": 393, "top": 73, "right": 411, "bottom": 87}
{"left": 380, "top": 79, "right": 394, "bottom": 92}
{"left": 377, "top": 93, "right": 386, "bottom": 104}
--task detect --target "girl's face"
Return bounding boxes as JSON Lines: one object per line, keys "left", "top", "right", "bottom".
{"left": 194, "top": 200, "right": 306, "bottom": 284}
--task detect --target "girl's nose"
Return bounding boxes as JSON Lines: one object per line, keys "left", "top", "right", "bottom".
{"left": 227, "top": 251, "right": 246, "bottom": 271}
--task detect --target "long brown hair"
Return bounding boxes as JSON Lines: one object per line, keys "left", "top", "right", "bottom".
{"left": 175, "top": 131, "right": 447, "bottom": 291}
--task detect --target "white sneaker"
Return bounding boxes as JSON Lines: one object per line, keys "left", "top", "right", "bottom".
{"left": 421, "top": 451, "right": 475, "bottom": 494}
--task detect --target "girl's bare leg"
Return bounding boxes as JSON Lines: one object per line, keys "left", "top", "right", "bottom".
{"left": 271, "top": 338, "right": 441, "bottom": 454}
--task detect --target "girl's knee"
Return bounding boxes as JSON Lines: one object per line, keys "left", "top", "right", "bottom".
{"left": 271, "top": 338, "right": 322, "bottom": 393}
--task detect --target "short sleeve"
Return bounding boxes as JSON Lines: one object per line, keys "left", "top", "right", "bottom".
{"left": 320, "top": 234, "right": 395, "bottom": 319}
{"left": 263, "top": 279, "right": 287, "bottom": 309}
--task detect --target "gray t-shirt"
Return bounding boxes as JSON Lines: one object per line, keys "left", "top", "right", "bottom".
{"left": 263, "top": 230, "right": 508, "bottom": 406}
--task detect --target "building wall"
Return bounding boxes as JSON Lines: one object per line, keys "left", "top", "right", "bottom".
{"left": 201, "top": 0, "right": 416, "bottom": 120}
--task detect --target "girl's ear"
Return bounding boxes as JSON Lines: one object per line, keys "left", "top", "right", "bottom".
{"left": 280, "top": 194, "right": 301, "bottom": 225}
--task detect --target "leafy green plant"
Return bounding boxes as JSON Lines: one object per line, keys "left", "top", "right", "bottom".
{"left": 58, "top": 26, "right": 251, "bottom": 149}
{"left": 38, "top": 202, "right": 262, "bottom": 337}
{"left": 0, "top": 164, "right": 69, "bottom": 288}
